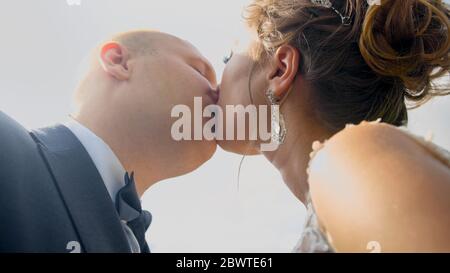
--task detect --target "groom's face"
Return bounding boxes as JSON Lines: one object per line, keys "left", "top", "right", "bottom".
{"left": 130, "top": 34, "right": 218, "bottom": 109}
{"left": 121, "top": 33, "right": 218, "bottom": 176}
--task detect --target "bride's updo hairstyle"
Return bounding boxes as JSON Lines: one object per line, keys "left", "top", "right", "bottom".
{"left": 245, "top": 0, "right": 450, "bottom": 132}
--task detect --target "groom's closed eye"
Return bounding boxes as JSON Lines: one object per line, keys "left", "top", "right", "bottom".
{"left": 191, "top": 58, "right": 216, "bottom": 88}
{"left": 192, "top": 63, "right": 208, "bottom": 78}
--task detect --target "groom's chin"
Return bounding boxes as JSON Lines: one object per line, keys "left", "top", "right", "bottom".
{"left": 182, "top": 139, "right": 218, "bottom": 173}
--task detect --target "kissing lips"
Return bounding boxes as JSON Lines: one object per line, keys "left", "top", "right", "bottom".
{"left": 209, "top": 86, "right": 220, "bottom": 104}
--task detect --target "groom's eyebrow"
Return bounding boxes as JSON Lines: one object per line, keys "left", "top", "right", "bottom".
{"left": 182, "top": 41, "right": 217, "bottom": 86}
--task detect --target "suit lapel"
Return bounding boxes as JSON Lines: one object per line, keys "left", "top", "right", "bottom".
{"left": 30, "top": 124, "right": 131, "bottom": 253}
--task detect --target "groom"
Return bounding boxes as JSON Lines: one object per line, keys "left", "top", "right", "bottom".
{"left": 0, "top": 30, "right": 218, "bottom": 253}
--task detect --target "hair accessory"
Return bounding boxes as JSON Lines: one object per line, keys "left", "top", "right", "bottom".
{"left": 310, "top": 0, "right": 352, "bottom": 26}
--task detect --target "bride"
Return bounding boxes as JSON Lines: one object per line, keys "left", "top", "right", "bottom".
{"left": 215, "top": 0, "right": 450, "bottom": 252}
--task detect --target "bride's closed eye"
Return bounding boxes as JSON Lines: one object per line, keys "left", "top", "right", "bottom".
{"left": 223, "top": 50, "right": 234, "bottom": 64}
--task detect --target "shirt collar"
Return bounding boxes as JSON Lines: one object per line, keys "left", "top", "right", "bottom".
{"left": 63, "top": 118, "right": 126, "bottom": 204}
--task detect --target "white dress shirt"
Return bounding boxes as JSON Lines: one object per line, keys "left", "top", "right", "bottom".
{"left": 64, "top": 118, "right": 126, "bottom": 204}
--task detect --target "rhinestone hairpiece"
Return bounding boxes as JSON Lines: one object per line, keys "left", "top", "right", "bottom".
{"left": 310, "top": 0, "right": 352, "bottom": 26}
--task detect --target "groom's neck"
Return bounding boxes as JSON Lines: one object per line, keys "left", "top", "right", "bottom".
{"left": 72, "top": 109, "right": 164, "bottom": 197}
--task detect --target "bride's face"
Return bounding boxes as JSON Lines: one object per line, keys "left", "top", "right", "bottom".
{"left": 216, "top": 41, "right": 269, "bottom": 155}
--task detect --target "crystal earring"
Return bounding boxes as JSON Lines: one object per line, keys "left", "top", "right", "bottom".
{"left": 266, "top": 89, "right": 287, "bottom": 145}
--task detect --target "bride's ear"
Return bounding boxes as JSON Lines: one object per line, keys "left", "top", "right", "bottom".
{"left": 99, "top": 42, "right": 131, "bottom": 81}
{"left": 267, "top": 45, "right": 300, "bottom": 98}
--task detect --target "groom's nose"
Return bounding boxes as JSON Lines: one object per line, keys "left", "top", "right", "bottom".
{"left": 204, "top": 62, "right": 217, "bottom": 89}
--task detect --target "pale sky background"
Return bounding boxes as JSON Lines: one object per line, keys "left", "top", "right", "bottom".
{"left": 0, "top": 0, "right": 449, "bottom": 253}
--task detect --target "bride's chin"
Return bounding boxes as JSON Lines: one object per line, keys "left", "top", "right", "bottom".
{"left": 216, "top": 139, "right": 260, "bottom": 155}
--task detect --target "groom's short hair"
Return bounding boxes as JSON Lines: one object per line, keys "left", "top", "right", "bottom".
{"left": 110, "top": 30, "right": 162, "bottom": 56}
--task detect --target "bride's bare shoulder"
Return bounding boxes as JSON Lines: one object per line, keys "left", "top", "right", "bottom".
{"left": 308, "top": 121, "right": 450, "bottom": 252}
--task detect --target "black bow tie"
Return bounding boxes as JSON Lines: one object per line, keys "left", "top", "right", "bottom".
{"left": 115, "top": 172, "right": 152, "bottom": 253}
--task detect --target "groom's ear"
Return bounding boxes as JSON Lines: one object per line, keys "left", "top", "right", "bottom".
{"left": 99, "top": 42, "right": 131, "bottom": 81}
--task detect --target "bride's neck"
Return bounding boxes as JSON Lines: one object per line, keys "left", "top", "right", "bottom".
{"left": 262, "top": 114, "right": 331, "bottom": 204}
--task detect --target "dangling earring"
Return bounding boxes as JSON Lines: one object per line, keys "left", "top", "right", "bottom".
{"left": 266, "top": 89, "right": 287, "bottom": 145}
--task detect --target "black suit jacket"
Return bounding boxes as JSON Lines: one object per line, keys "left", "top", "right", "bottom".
{"left": 0, "top": 111, "right": 135, "bottom": 253}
